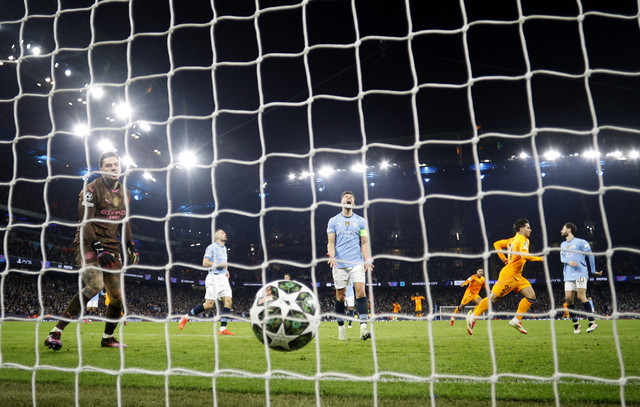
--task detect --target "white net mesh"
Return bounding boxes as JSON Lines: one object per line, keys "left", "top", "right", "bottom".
{"left": 1, "top": 0, "right": 639, "bottom": 406}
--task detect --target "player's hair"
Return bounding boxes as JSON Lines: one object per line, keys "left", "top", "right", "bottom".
{"left": 99, "top": 151, "right": 119, "bottom": 168}
{"left": 563, "top": 222, "right": 577, "bottom": 235}
{"left": 513, "top": 218, "right": 530, "bottom": 233}
{"left": 341, "top": 191, "right": 355, "bottom": 200}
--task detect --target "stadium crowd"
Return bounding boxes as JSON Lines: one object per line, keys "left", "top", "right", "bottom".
{"left": 2, "top": 271, "right": 638, "bottom": 321}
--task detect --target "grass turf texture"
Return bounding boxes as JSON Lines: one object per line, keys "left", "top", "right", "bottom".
{"left": 0, "top": 319, "right": 638, "bottom": 406}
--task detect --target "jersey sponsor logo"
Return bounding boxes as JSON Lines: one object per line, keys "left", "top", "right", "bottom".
{"left": 100, "top": 209, "right": 126, "bottom": 219}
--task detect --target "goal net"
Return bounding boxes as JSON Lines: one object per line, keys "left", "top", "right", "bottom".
{"left": 1, "top": 0, "right": 639, "bottom": 406}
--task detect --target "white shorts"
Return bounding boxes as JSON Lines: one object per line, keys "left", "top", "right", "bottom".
{"left": 205, "top": 273, "right": 232, "bottom": 301}
{"left": 333, "top": 264, "right": 365, "bottom": 290}
{"left": 565, "top": 276, "right": 588, "bottom": 292}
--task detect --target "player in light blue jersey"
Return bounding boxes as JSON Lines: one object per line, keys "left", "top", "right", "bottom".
{"left": 179, "top": 229, "right": 235, "bottom": 335}
{"left": 327, "top": 191, "right": 373, "bottom": 341}
{"left": 561, "top": 222, "right": 603, "bottom": 334}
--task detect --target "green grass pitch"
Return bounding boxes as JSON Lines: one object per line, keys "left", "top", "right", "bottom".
{"left": 0, "top": 319, "right": 638, "bottom": 406}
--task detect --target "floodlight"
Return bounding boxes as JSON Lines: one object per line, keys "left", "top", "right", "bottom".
{"left": 97, "top": 139, "right": 115, "bottom": 152}
{"left": 318, "top": 166, "right": 334, "bottom": 178}
{"left": 89, "top": 86, "right": 104, "bottom": 99}
{"left": 582, "top": 149, "right": 600, "bottom": 159}
{"left": 73, "top": 123, "right": 89, "bottom": 137}
{"left": 178, "top": 150, "right": 197, "bottom": 169}
{"left": 543, "top": 150, "right": 561, "bottom": 161}
{"left": 114, "top": 102, "right": 131, "bottom": 120}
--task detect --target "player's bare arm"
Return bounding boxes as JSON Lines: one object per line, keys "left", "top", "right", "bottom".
{"left": 360, "top": 235, "right": 374, "bottom": 272}
{"left": 327, "top": 232, "right": 337, "bottom": 268}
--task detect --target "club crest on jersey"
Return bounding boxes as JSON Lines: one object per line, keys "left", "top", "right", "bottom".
{"left": 345, "top": 221, "right": 349, "bottom": 227}
{"left": 112, "top": 196, "right": 119, "bottom": 207}
{"left": 82, "top": 191, "right": 94, "bottom": 207}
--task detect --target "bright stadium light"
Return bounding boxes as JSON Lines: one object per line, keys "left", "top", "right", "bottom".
{"left": 143, "top": 171, "right": 156, "bottom": 182}
{"left": 114, "top": 102, "right": 131, "bottom": 120}
{"left": 97, "top": 139, "right": 115, "bottom": 152}
{"left": 31, "top": 46, "right": 41, "bottom": 55}
{"left": 120, "top": 155, "right": 137, "bottom": 168}
{"left": 73, "top": 123, "right": 90, "bottom": 137}
{"left": 582, "top": 149, "right": 600, "bottom": 159}
{"left": 288, "top": 173, "right": 296, "bottom": 180}
{"left": 518, "top": 152, "right": 529, "bottom": 159}
{"left": 138, "top": 121, "right": 151, "bottom": 132}
{"left": 543, "top": 150, "right": 561, "bottom": 161}
{"left": 89, "top": 86, "right": 104, "bottom": 99}
{"left": 606, "top": 150, "right": 623, "bottom": 160}
{"left": 380, "top": 160, "right": 390, "bottom": 169}
{"left": 351, "top": 163, "right": 366, "bottom": 173}
{"left": 629, "top": 150, "right": 639, "bottom": 159}
{"left": 64, "top": 69, "right": 71, "bottom": 76}
{"left": 177, "top": 150, "right": 197, "bottom": 169}
{"left": 318, "top": 166, "right": 334, "bottom": 178}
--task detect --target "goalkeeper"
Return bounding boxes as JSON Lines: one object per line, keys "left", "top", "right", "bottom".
{"left": 44, "top": 151, "right": 139, "bottom": 350}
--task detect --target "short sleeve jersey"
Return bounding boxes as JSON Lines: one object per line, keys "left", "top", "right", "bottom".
{"left": 463, "top": 275, "right": 485, "bottom": 297}
{"left": 204, "top": 242, "right": 228, "bottom": 274}
{"left": 74, "top": 178, "right": 130, "bottom": 252}
{"left": 561, "top": 237, "right": 595, "bottom": 281}
{"left": 494, "top": 233, "right": 542, "bottom": 279}
{"left": 327, "top": 212, "right": 368, "bottom": 269}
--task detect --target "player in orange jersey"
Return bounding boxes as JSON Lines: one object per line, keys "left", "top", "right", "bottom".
{"left": 411, "top": 292, "right": 426, "bottom": 318}
{"left": 467, "top": 218, "right": 543, "bottom": 335}
{"left": 450, "top": 268, "right": 485, "bottom": 326}
{"left": 392, "top": 301, "right": 402, "bottom": 320}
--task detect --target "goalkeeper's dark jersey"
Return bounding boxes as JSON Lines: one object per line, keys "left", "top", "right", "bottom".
{"left": 73, "top": 177, "right": 131, "bottom": 253}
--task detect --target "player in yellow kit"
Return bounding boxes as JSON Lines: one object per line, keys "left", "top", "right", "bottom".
{"left": 392, "top": 301, "right": 402, "bottom": 320}
{"left": 411, "top": 293, "right": 426, "bottom": 317}
{"left": 450, "top": 268, "right": 485, "bottom": 326}
{"left": 467, "top": 218, "right": 543, "bottom": 335}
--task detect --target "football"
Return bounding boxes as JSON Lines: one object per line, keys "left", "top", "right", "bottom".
{"left": 250, "top": 280, "right": 320, "bottom": 351}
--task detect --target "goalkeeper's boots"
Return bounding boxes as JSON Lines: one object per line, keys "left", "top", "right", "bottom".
{"left": 44, "top": 331, "right": 62, "bottom": 351}
{"left": 466, "top": 313, "right": 475, "bottom": 335}
{"left": 360, "top": 324, "right": 370, "bottom": 341}
{"left": 509, "top": 317, "right": 528, "bottom": 335}
{"left": 450, "top": 316, "right": 455, "bottom": 326}
{"left": 179, "top": 315, "right": 189, "bottom": 330}
{"left": 573, "top": 323, "right": 582, "bottom": 334}
{"left": 586, "top": 323, "right": 598, "bottom": 333}
{"left": 101, "top": 337, "right": 127, "bottom": 348}
{"left": 218, "top": 328, "right": 235, "bottom": 336}
{"left": 338, "top": 325, "right": 347, "bottom": 340}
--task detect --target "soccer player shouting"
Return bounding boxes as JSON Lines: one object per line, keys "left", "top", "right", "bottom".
{"left": 45, "top": 151, "right": 138, "bottom": 350}
{"left": 467, "top": 218, "right": 543, "bottom": 335}
{"left": 327, "top": 191, "right": 373, "bottom": 341}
